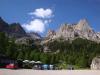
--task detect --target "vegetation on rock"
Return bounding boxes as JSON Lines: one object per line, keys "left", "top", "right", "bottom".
{"left": 0, "top": 32, "right": 100, "bottom": 69}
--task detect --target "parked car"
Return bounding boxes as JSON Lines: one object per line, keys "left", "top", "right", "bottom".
{"left": 49, "top": 65, "right": 54, "bottom": 70}
{"left": 6, "top": 63, "right": 18, "bottom": 69}
{"left": 42, "top": 64, "right": 49, "bottom": 70}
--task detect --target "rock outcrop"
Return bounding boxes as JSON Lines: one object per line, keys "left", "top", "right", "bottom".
{"left": 15, "top": 33, "right": 41, "bottom": 45}
{"left": 9, "top": 23, "right": 27, "bottom": 38}
{"left": 75, "top": 19, "right": 93, "bottom": 32}
{"left": 46, "top": 29, "right": 56, "bottom": 39}
{"left": 27, "top": 32, "right": 41, "bottom": 40}
{"left": 44, "top": 19, "right": 100, "bottom": 43}
{"left": 91, "top": 56, "right": 100, "bottom": 70}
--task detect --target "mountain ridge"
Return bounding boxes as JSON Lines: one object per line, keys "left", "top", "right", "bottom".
{"left": 0, "top": 17, "right": 41, "bottom": 41}
{"left": 0, "top": 17, "right": 100, "bottom": 43}
{"left": 44, "top": 19, "right": 100, "bottom": 43}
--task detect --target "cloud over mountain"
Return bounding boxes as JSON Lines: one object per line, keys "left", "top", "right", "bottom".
{"left": 23, "top": 19, "right": 45, "bottom": 33}
{"left": 23, "top": 8, "right": 53, "bottom": 33}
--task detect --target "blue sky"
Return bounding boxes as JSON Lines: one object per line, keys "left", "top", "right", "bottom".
{"left": 0, "top": 0, "right": 100, "bottom": 36}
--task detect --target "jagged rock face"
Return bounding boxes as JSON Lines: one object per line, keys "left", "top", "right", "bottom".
{"left": 91, "top": 56, "right": 100, "bottom": 70}
{"left": 45, "top": 19, "right": 100, "bottom": 43}
{"left": 0, "top": 17, "right": 42, "bottom": 40}
{"left": 27, "top": 32, "right": 42, "bottom": 40}
{"left": 15, "top": 32, "right": 42, "bottom": 45}
{"left": 96, "top": 32, "right": 100, "bottom": 38}
{"left": 0, "top": 17, "right": 26, "bottom": 38}
{"left": 15, "top": 36, "right": 41, "bottom": 45}
{"left": 75, "top": 19, "right": 93, "bottom": 32}
{"left": 9, "top": 23, "right": 26, "bottom": 34}
{"left": 15, "top": 37, "right": 30, "bottom": 45}
{"left": 46, "top": 30, "right": 56, "bottom": 39}
{"left": 55, "top": 24, "right": 75, "bottom": 39}
{"left": 9, "top": 23, "right": 27, "bottom": 38}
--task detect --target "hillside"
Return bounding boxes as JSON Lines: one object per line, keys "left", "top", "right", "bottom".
{"left": 0, "top": 17, "right": 100, "bottom": 69}
{"left": 0, "top": 17, "right": 41, "bottom": 45}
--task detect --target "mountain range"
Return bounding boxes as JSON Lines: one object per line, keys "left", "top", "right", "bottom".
{"left": 1, "top": 17, "right": 100, "bottom": 69}
{"left": 0, "top": 17, "right": 100, "bottom": 44}
{"left": 0, "top": 17, "right": 26, "bottom": 38}
{"left": 0, "top": 17, "right": 41, "bottom": 44}
{"left": 44, "top": 19, "right": 100, "bottom": 43}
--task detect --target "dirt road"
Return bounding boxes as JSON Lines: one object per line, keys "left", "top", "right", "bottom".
{"left": 0, "top": 69, "right": 100, "bottom": 75}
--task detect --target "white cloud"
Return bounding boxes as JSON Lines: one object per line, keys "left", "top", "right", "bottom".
{"left": 22, "top": 8, "right": 53, "bottom": 33}
{"left": 29, "top": 8, "right": 53, "bottom": 18}
{"left": 22, "top": 19, "right": 49, "bottom": 33}
{"left": 23, "top": 19, "right": 45, "bottom": 33}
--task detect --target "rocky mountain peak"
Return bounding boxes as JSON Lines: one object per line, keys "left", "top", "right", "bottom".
{"left": 7, "top": 23, "right": 27, "bottom": 38}
{"left": 75, "top": 19, "right": 93, "bottom": 32}
{"left": 47, "top": 29, "right": 56, "bottom": 35}
{"left": 58, "top": 23, "right": 74, "bottom": 33}
{"left": 46, "top": 29, "right": 56, "bottom": 39}
{"left": 44, "top": 19, "right": 100, "bottom": 43}
{"left": 10, "top": 23, "right": 26, "bottom": 33}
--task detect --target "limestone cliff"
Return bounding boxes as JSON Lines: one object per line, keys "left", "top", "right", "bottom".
{"left": 44, "top": 19, "right": 100, "bottom": 43}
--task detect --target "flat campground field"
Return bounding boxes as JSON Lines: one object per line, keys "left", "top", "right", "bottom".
{"left": 0, "top": 69, "right": 100, "bottom": 75}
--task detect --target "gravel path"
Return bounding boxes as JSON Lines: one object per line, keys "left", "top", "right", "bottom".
{"left": 0, "top": 69, "right": 100, "bottom": 75}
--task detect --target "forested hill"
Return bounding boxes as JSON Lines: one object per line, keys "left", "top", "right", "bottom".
{"left": 0, "top": 32, "right": 100, "bottom": 69}
{"left": 0, "top": 17, "right": 100, "bottom": 69}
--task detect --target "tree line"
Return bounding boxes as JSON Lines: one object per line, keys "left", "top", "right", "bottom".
{"left": 0, "top": 32, "right": 100, "bottom": 69}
